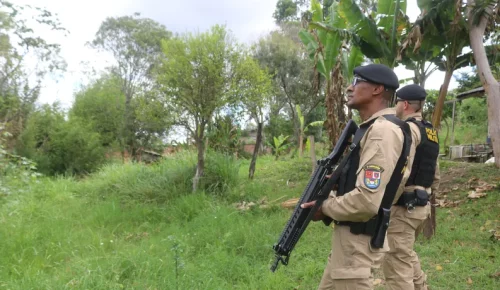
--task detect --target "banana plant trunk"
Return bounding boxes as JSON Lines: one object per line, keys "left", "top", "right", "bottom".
{"left": 431, "top": 69, "right": 454, "bottom": 129}
{"left": 325, "top": 78, "right": 338, "bottom": 151}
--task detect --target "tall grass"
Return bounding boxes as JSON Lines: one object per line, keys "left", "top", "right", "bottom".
{"left": 0, "top": 153, "right": 499, "bottom": 289}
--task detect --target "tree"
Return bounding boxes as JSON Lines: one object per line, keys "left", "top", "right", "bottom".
{"left": 467, "top": 0, "right": 500, "bottom": 168}
{"left": 0, "top": 1, "right": 66, "bottom": 143}
{"left": 232, "top": 55, "right": 273, "bottom": 179}
{"left": 253, "top": 25, "right": 319, "bottom": 151}
{"left": 157, "top": 25, "right": 243, "bottom": 192}
{"left": 300, "top": 0, "right": 364, "bottom": 148}
{"left": 70, "top": 75, "right": 125, "bottom": 148}
{"left": 90, "top": 13, "right": 172, "bottom": 158}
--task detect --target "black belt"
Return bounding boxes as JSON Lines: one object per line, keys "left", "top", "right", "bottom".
{"left": 333, "top": 216, "right": 378, "bottom": 236}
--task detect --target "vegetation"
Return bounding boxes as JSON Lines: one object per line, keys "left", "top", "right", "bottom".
{"left": 0, "top": 153, "right": 499, "bottom": 289}
{"left": 1, "top": 0, "right": 499, "bottom": 288}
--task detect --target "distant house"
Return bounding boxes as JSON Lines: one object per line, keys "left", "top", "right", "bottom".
{"left": 240, "top": 128, "right": 271, "bottom": 154}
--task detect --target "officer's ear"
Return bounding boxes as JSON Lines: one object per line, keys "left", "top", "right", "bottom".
{"left": 372, "top": 84, "right": 385, "bottom": 96}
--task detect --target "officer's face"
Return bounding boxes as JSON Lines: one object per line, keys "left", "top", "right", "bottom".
{"left": 346, "top": 77, "right": 380, "bottom": 109}
{"left": 395, "top": 99, "right": 405, "bottom": 119}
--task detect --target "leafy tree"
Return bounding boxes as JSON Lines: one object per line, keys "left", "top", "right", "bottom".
{"left": 253, "top": 25, "right": 318, "bottom": 149}
{"left": 157, "top": 25, "right": 245, "bottom": 192}
{"left": 70, "top": 75, "right": 125, "bottom": 148}
{"left": 90, "top": 13, "right": 172, "bottom": 158}
{"left": 0, "top": 0, "right": 66, "bottom": 143}
{"left": 232, "top": 54, "right": 273, "bottom": 179}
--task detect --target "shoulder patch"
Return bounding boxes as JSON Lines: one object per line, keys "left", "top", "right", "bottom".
{"left": 425, "top": 127, "right": 439, "bottom": 143}
{"left": 363, "top": 165, "right": 384, "bottom": 189}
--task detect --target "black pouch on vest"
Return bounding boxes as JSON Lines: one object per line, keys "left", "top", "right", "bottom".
{"left": 415, "top": 189, "right": 429, "bottom": 206}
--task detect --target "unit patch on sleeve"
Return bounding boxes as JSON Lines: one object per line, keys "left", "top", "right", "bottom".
{"left": 363, "top": 165, "right": 384, "bottom": 189}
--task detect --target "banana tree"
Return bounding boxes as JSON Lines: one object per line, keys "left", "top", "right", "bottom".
{"left": 305, "top": 0, "right": 410, "bottom": 110}
{"left": 268, "top": 134, "right": 291, "bottom": 160}
{"left": 296, "top": 104, "right": 324, "bottom": 158}
{"left": 334, "top": 0, "right": 408, "bottom": 68}
{"left": 299, "top": 0, "right": 363, "bottom": 149}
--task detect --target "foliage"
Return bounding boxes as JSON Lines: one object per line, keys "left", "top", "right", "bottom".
{"left": 70, "top": 74, "right": 125, "bottom": 148}
{"left": 268, "top": 134, "right": 292, "bottom": 160}
{"left": 17, "top": 104, "right": 105, "bottom": 176}
{"left": 264, "top": 114, "right": 295, "bottom": 144}
{"left": 206, "top": 115, "right": 241, "bottom": 155}
{"left": 253, "top": 25, "right": 318, "bottom": 144}
{"left": 0, "top": 128, "right": 40, "bottom": 196}
{"left": 200, "top": 151, "right": 240, "bottom": 196}
{"left": 0, "top": 1, "right": 66, "bottom": 142}
{"left": 90, "top": 13, "right": 172, "bottom": 157}
{"left": 459, "top": 97, "right": 488, "bottom": 125}
{"left": 0, "top": 156, "right": 499, "bottom": 289}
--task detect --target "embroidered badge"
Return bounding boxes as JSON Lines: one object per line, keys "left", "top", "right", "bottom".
{"left": 363, "top": 165, "right": 384, "bottom": 189}
{"left": 425, "top": 128, "right": 439, "bottom": 143}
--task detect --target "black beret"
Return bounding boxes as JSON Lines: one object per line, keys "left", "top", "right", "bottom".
{"left": 353, "top": 64, "right": 399, "bottom": 89}
{"left": 396, "top": 84, "right": 427, "bottom": 101}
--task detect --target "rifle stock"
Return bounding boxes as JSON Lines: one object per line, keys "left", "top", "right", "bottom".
{"left": 270, "top": 120, "right": 358, "bottom": 272}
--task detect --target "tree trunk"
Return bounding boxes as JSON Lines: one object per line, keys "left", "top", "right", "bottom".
{"left": 309, "top": 135, "right": 316, "bottom": 175}
{"left": 468, "top": 0, "right": 500, "bottom": 168}
{"left": 249, "top": 122, "right": 263, "bottom": 179}
{"left": 431, "top": 69, "right": 454, "bottom": 129}
{"left": 425, "top": 68, "right": 453, "bottom": 238}
{"left": 325, "top": 78, "right": 337, "bottom": 151}
{"left": 193, "top": 137, "right": 205, "bottom": 192}
{"left": 193, "top": 123, "right": 206, "bottom": 192}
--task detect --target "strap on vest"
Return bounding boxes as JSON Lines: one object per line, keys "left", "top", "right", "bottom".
{"left": 334, "top": 115, "right": 412, "bottom": 239}
{"left": 379, "top": 114, "right": 411, "bottom": 210}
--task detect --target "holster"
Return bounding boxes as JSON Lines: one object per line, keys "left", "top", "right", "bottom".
{"left": 395, "top": 189, "right": 429, "bottom": 208}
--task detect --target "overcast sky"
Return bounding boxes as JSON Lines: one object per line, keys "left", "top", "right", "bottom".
{"left": 13, "top": 0, "right": 461, "bottom": 109}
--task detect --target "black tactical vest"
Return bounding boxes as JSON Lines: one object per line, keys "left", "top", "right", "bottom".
{"left": 405, "top": 118, "right": 439, "bottom": 188}
{"left": 337, "top": 115, "right": 410, "bottom": 197}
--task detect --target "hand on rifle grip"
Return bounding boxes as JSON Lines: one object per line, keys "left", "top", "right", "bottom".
{"left": 300, "top": 200, "right": 325, "bottom": 221}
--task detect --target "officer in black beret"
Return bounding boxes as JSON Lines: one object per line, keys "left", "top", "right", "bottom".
{"left": 302, "top": 63, "right": 412, "bottom": 289}
{"left": 383, "top": 83, "right": 440, "bottom": 290}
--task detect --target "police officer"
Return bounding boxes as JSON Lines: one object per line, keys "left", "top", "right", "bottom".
{"left": 383, "top": 84, "right": 441, "bottom": 290}
{"left": 301, "top": 64, "right": 411, "bottom": 289}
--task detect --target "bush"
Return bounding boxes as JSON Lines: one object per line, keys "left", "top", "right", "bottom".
{"left": 17, "top": 105, "right": 106, "bottom": 176}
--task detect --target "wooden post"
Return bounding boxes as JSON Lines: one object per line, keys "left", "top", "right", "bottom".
{"left": 451, "top": 100, "right": 456, "bottom": 146}
{"left": 309, "top": 135, "right": 316, "bottom": 175}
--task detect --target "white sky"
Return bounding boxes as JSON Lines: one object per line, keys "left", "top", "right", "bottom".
{"left": 11, "top": 0, "right": 463, "bottom": 109}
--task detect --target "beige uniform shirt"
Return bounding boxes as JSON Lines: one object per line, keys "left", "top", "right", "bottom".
{"left": 401, "top": 112, "right": 441, "bottom": 195}
{"left": 322, "top": 108, "right": 406, "bottom": 222}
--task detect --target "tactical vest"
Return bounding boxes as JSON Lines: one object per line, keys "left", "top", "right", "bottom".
{"left": 334, "top": 114, "right": 411, "bottom": 239}
{"left": 337, "top": 115, "right": 410, "bottom": 197}
{"left": 405, "top": 118, "right": 439, "bottom": 188}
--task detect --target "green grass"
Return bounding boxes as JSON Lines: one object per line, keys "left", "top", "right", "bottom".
{"left": 0, "top": 153, "right": 499, "bottom": 289}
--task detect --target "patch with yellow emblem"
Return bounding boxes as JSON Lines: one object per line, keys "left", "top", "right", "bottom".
{"left": 363, "top": 165, "right": 384, "bottom": 189}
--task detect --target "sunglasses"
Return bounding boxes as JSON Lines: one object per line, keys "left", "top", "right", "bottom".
{"left": 352, "top": 76, "right": 368, "bottom": 86}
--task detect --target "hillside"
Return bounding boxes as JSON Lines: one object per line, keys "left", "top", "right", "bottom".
{"left": 0, "top": 152, "right": 499, "bottom": 289}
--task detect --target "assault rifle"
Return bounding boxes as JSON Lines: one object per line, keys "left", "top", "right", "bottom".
{"left": 270, "top": 120, "right": 359, "bottom": 272}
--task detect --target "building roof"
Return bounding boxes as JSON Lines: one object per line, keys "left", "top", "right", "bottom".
{"left": 455, "top": 81, "right": 500, "bottom": 100}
